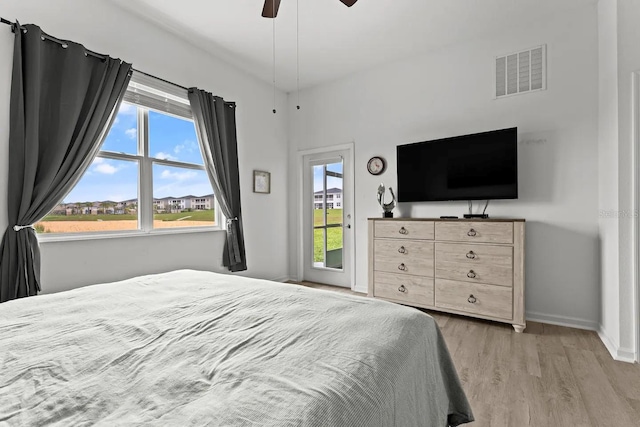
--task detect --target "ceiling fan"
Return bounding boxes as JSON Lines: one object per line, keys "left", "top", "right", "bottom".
{"left": 262, "top": 0, "right": 358, "bottom": 18}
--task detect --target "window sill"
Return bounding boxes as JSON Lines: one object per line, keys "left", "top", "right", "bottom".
{"left": 37, "top": 226, "right": 224, "bottom": 243}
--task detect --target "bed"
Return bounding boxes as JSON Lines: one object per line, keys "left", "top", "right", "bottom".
{"left": 0, "top": 270, "right": 473, "bottom": 426}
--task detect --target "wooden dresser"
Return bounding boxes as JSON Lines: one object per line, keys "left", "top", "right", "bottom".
{"left": 368, "top": 218, "right": 526, "bottom": 332}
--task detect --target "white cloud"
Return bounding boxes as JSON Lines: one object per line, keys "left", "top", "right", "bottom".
{"left": 90, "top": 158, "right": 119, "bottom": 175}
{"left": 155, "top": 152, "right": 178, "bottom": 161}
{"left": 174, "top": 140, "right": 198, "bottom": 155}
{"left": 118, "top": 103, "right": 137, "bottom": 116}
{"left": 125, "top": 128, "right": 137, "bottom": 139}
{"left": 160, "top": 169, "right": 197, "bottom": 181}
{"left": 94, "top": 163, "right": 118, "bottom": 175}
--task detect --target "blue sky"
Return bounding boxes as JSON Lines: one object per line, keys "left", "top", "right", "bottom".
{"left": 63, "top": 103, "right": 213, "bottom": 203}
{"left": 313, "top": 162, "right": 343, "bottom": 192}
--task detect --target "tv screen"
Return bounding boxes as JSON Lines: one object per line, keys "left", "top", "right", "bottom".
{"left": 397, "top": 128, "right": 518, "bottom": 202}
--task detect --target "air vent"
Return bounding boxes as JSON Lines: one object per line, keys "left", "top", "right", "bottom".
{"left": 495, "top": 45, "right": 546, "bottom": 99}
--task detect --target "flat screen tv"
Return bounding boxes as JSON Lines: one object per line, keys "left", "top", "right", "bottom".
{"left": 397, "top": 127, "right": 518, "bottom": 202}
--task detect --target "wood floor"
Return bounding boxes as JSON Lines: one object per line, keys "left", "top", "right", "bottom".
{"left": 291, "top": 281, "right": 640, "bottom": 427}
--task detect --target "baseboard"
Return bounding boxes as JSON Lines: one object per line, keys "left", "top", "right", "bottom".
{"left": 354, "top": 285, "right": 368, "bottom": 294}
{"left": 597, "top": 327, "right": 637, "bottom": 363}
{"left": 271, "top": 275, "right": 292, "bottom": 283}
{"left": 488, "top": 311, "right": 637, "bottom": 363}
{"left": 525, "top": 311, "right": 599, "bottom": 331}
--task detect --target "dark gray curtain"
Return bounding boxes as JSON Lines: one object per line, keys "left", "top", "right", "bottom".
{"left": 188, "top": 89, "right": 247, "bottom": 272}
{"left": 0, "top": 23, "right": 132, "bottom": 303}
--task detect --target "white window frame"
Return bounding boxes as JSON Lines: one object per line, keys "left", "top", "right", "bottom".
{"left": 39, "top": 73, "right": 223, "bottom": 242}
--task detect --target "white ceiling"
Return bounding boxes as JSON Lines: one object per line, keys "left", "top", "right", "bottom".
{"left": 109, "top": 0, "right": 596, "bottom": 92}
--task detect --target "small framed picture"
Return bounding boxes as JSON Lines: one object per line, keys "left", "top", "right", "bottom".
{"left": 253, "top": 170, "right": 271, "bottom": 194}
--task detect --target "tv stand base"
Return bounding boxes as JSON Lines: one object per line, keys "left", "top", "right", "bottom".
{"left": 463, "top": 214, "right": 489, "bottom": 219}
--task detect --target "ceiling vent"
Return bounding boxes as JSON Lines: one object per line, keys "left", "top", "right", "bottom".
{"left": 495, "top": 45, "right": 546, "bottom": 99}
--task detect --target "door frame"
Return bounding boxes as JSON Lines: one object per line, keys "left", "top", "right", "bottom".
{"left": 633, "top": 71, "right": 640, "bottom": 362}
{"left": 296, "top": 143, "right": 356, "bottom": 290}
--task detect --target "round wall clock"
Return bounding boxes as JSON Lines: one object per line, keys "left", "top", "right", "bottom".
{"left": 367, "top": 156, "right": 386, "bottom": 175}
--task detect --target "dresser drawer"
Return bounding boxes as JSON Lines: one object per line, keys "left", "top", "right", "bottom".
{"left": 435, "top": 279, "right": 513, "bottom": 320}
{"left": 374, "top": 239, "right": 434, "bottom": 277}
{"left": 374, "top": 272, "right": 434, "bottom": 306}
{"left": 375, "top": 220, "right": 434, "bottom": 240}
{"left": 435, "top": 222, "right": 513, "bottom": 244}
{"left": 436, "top": 243, "right": 513, "bottom": 267}
{"left": 435, "top": 261, "right": 513, "bottom": 287}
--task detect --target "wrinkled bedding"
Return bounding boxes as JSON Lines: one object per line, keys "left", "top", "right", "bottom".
{"left": 0, "top": 270, "right": 473, "bottom": 426}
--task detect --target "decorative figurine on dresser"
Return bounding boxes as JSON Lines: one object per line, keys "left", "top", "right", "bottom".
{"left": 367, "top": 217, "right": 526, "bottom": 332}
{"left": 376, "top": 184, "right": 397, "bottom": 218}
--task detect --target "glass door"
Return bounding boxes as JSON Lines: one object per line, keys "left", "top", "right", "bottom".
{"left": 313, "top": 161, "right": 344, "bottom": 270}
{"left": 302, "top": 148, "right": 353, "bottom": 288}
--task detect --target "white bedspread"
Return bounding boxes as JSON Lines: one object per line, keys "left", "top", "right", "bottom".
{"left": 0, "top": 270, "right": 472, "bottom": 426}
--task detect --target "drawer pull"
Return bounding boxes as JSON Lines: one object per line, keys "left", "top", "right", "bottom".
{"left": 398, "top": 285, "right": 407, "bottom": 293}
{"left": 466, "top": 251, "right": 476, "bottom": 259}
{"left": 398, "top": 263, "right": 407, "bottom": 271}
{"left": 467, "top": 294, "right": 477, "bottom": 304}
{"left": 398, "top": 246, "right": 407, "bottom": 254}
{"left": 399, "top": 227, "right": 408, "bottom": 235}
{"left": 467, "top": 270, "right": 477, "bottom": 279}
{"left": 467, "top": 229, "right": 477, "bottom": 237}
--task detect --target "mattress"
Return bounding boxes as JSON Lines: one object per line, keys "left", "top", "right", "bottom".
{"left": 0, "top": 270, "right": 473, "bottom": 426}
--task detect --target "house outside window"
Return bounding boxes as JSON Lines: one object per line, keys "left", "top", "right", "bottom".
{"left": 36, "top": 72, "right": 220, "bottom": 236}
{"left": 313, "top": 187, "right": 342, "bottom": 210}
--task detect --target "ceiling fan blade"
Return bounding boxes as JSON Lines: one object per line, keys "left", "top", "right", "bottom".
{"left": 339, "top": 0, "right": 358, "bottom": 6}
{"left": 262, "top": 0, "right": 282, "bottom": 18}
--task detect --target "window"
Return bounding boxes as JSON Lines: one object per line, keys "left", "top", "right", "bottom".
{"left": 37, "top": 73, "right": 218, "bottom": 236}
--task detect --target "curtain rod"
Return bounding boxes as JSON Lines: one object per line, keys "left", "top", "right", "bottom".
{"left": 133, "top": 69, "right": 189, "bottom": 92}
{"left": 0, "top": 18, "right": 191, "bottom": 93}
{"left": 0, "top": 18, "right": 237, "bottom": 105}
{"left": 1, "top": 18, "right": 105, "bottom": 61}
{"left": 0, "top": 17, "right": 18, "bottom": 28}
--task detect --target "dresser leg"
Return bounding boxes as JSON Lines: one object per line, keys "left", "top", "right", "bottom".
{"left": 513, "top": 325, "right": 525, "bottom": 333}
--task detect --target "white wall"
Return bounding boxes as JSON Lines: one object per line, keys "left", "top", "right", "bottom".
{"left": 289, "top": 4, "right": 601, "bottom": 328}
{"left": 0, "top": 0, "right": 290, "bottom": 293}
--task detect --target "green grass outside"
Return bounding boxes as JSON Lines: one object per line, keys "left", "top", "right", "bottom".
{"left": 153, "top": 210, "right": 215, "bottom": 222}
{"left": 41, "top": 209, "right": 215, "bottom": 222}
{"left": 314, "top": 209, "right": 343, "bottom": 226}
{"left": 313, "top": 209, "right": 343, "bottom": 263}
{"left": 41, "top": 213, "right": 137, "bottom": 222}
